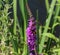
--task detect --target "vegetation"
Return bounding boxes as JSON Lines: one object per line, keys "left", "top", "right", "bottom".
{"left": 0, "top": 0, "right": 60, "bottom": 55}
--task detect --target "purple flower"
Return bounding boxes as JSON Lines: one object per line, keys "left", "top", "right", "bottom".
{"left": 30, "top": 53, "right": 33, "bottom": 55}
{"left": 26, "top": 16, "right": 36, "bottom": 55}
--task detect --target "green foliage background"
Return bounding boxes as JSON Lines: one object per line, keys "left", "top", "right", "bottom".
{"left": 0, "top": 0, "right": 60, "bottom": 55}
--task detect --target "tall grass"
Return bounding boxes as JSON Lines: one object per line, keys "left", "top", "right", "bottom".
{"left": 19, "top": 0, "right": 28, "bottom": 55}
{"left": 39, "top": 0, "right": 57, "bottom": 53}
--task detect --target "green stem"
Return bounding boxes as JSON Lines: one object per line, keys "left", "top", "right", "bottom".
{"left": 13, "top": 0, "right": 17, "bottom": 35}
{"left": 36, "top": 10, "right": 39, "bottom": 53}
{"left": 13, "top": 0, "right": 18, "bottom": 54}
{"left": 19, "top": 0, "right": 27, "bottom": 55}
{"left": 39, "top": 0, "right": 56, "bottom": 54}
{"left": 45, "top": 0, "right": 50, "bottom": 13}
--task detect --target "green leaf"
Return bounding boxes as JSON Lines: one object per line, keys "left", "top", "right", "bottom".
{"left": 52, "top": 48, "right": 60, "bottom": 55}
{"left": 11, "top": 38, "right": 18, "bottom": 54}
{"left": 56, "top": 16, "right": 60, "bottom": 22}
{"left": 52, "top": 48, "right": 60, "bottom": 52}
{"left": 0, "top": 34, "right": 2, "bottom": 39}
{"left": 57, "top": 0, "right": 60, "bottom": 3}
{"left": 42, "top": 33, "right": 59, "bottom": 42}
{"left": 52, "top": 23, "right": 60, "bottom": 29}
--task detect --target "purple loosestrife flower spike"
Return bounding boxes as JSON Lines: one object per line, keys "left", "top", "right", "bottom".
{"left": 26, "top": 16, "right": 36, "bottom": 55}
{"left": 26, "top": 3, "right": 37, "bottom": 55}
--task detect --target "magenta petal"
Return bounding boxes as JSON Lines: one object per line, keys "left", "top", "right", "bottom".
{"left": 30, "top": 53, "right": 33, "bottom": 55}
